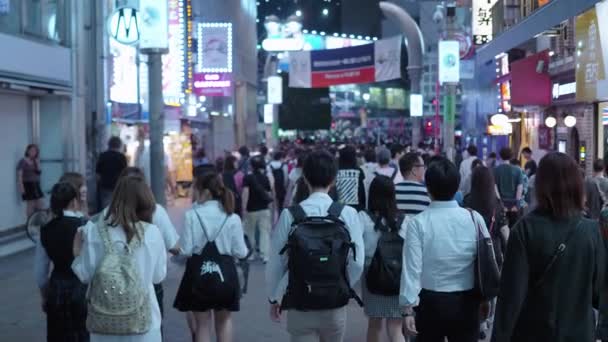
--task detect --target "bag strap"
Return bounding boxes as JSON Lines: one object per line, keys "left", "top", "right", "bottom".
{"left": 327, "top": 202, "right": 344, "bottom": 219}
{"left": 288, "top": 204, "right": 307, "bottom": 224}
{"left": 194, "top": 210, "right": 229, "bottom": 243}
{"left": 534, "top": 220, "right": 582, "bottom": 288}
{"left": 488, "top": 208, "right": 497, "bottom": 233}
{"left": 594, "top": 179, "right": 608, "bottom": 208}
{"left": 391, "top": 167, "right": 398, "bottom": 180}
{"left": 466, "top": 209, "right": 481, "bottom": 242}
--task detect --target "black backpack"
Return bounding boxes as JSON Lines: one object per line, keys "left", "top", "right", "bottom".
{"left": 280, "top": 203, "right": 363, "bottom": 310}
{"left": 365, "top": 212, "right": 405, "bottom": 296}
{"left": 271, "top": 164, "right": 287, "bottom": 204}
{"left": 190, "top": 213, "right": 240, "bottom": 305}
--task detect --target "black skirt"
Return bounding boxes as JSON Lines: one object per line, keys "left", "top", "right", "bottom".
{"left": 23, "top": 181, "right": 43, "bottom": 201}
{"left": 45, "top": 274, "right": 89, "bottom": 342}
{"left": 173, "top": 258, "right": 241, "bottom": 313}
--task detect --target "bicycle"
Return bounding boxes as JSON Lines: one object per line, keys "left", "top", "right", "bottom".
{"left": 25, "top": 208, "right": 53, "bottom": 242}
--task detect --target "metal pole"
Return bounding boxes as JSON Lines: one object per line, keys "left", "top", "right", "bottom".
{"left": 146, "top": 52, "right": 166, "bottom": 205}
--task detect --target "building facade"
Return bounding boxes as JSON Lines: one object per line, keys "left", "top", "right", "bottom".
{"left": 0, "top": 0, "right": 88, "bottom": 232}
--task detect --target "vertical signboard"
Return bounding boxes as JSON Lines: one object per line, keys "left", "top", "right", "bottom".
{"left": 162, "top": 0, "right": 186, "bottom": 104}
{"left": 410, "top": 94, "right": 423, "bottom": 117}
{"left": 139, "top": 0, "right": 169, "bottom": 50}
{"left": 438, "top": 40, "right": 460, "bottom": 84}
{"left": 576, "top": 7, "right": 605, "bottom": 102}
{"left": 267, "top": 76, "right": 283, "bottom": 104}
{"left": 473, "top": 0, "right": 499, "bottom": 45}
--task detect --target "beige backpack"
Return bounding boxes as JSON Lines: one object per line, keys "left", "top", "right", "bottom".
{"left": 86, "top": 220, "right": 151, "bottom": 335}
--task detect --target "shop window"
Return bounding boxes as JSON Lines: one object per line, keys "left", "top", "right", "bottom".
{"left": 2, "top": 0, "right": 70, "bottom": 46}
{"left": 0, "top": 0, "right": 22, "bottom": 35}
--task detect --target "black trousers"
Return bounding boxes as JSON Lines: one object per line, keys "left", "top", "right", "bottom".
{"left": 415, "top": 289, "right": 480, "bottom": 342}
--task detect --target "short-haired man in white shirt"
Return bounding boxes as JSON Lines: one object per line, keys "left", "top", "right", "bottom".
{"left": 267, "top": 150, "right": 365, "bottom": 342}
{"left": 401, "top": 157, "right": 491, "bottom": 341}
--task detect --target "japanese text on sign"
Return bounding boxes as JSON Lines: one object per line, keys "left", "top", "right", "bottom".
{"left": 473, "top": 0, "right": 499, "bottom": 45}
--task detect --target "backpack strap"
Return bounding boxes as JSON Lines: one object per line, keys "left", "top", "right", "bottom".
{"left": 288, "top": 205, "right": 307, "bottom": 224}
{"left": 194, "top": 211, "right": 210, "bottom": 242}
{"left": 391, "top": 167, "right": 398, "bottom": 180}
{"left": 327, "top": 202, "right": 344, "bottom": 219}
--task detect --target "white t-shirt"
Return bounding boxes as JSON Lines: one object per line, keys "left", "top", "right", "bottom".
{"left": 179, "top": 200, "right": 248, "bottom": 258}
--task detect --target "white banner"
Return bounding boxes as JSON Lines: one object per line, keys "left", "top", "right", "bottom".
{"left": 439, "top": 40, "right": 460, "bottom": 84}
{"left": 375, "top": 36, "right": 402, "bottom": 82}
{"left": 267, "top": 76, "right": 283, "bottom": 104}
{"left": 139, "top": 0, "right": 169, "bottom": 50}
{"left": 289, "top": 51, "right": 312, "bottom": 88}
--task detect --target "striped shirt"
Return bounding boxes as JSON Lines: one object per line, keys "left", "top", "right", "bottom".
{"left": 395, "top": 181, "right": 431, "bottom": 215}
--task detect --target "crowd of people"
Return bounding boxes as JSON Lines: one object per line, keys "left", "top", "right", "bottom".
{"left": 30, "top": 137, "right": 608, "bottom": 342}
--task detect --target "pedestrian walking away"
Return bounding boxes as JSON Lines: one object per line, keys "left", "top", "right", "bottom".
{"left": 359, "top": 175, "right": 407, "bottom": 342}
{"left": 336, "top": 145, "right": 366, "bottom": 212}
{"left": 174, "top": 172, "right": 249, "bottom": 342}
{"left": 401, "top": 157, "right": 491, "bottom": 342}
{"left": 72, "top": 175, "right": 167, "bottom": 342}
{"left": 492, "top": 152, "right": 606, "bottom": 342}
{"left": 35, "top": 182, "right": 89, "bottom": 342}
{"left": 95, "top": 137, "right": 127, "bottom": 212}
{"left": 494, "top": 148, "right": 524, "bottom": 227}
{"left": 267, "top": 149, "right": 365, "bottom": 342}
{"left": 242, "top": 155, "right": 274, "bottom": 263}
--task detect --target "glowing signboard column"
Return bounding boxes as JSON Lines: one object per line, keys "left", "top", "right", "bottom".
{"left": 473, "top": 0, "right": 499, "bottom": 45}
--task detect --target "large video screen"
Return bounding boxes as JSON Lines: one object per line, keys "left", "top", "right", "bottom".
{"left": 279, "top": 77, "right": 331, "bottom": 130}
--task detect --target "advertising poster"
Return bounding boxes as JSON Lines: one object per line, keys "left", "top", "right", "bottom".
{"left": 199, "top": 23, "right": 233, "bottom": 73}
{"left": 575, "top": 7, "right": 605, "bottom": 102}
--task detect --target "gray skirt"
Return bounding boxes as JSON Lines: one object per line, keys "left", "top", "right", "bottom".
{"left": 361, "top": 265, "right": 403, "bottom": 319}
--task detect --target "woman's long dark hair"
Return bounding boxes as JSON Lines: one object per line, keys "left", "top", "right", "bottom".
{"left": 367, "top": 175, "right": 398, "bottom": 231}
{"left": 469, "top": 166, "right": 499, "bottom": 220}
{"left": 535, "top": 152, "right": 584, "bottom": 219}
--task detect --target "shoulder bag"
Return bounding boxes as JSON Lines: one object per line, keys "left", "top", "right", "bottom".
{"left": 468, "top": 209, "right": 501, "bottom": 300}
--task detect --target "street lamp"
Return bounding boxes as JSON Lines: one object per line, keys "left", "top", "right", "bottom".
{"left": 564, "top": 115, "right": 577, "bottom": 128}
{"left": 545, "top": 116, "right": 557, "bottom": 128}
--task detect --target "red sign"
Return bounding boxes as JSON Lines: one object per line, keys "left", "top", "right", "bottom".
{"left": 193, "top": 73, "right": 232, "bottom": 97}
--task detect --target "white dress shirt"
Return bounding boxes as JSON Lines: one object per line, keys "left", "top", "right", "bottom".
{"left": 400, "top": 201, "right": 490, "bottom": 307}
{"left": 459, "top": 156, "right": 476, "bottom": 192}
{"left": 179, "top": 200, "right": 249, "bottom": 258}
{"left": 34, "top": 210, "right": 84, "bottom": 289}
{"left": 72, "top": 221, "right": 167, "bottom": 342}
{"left": 266, "top": 191, "right": 365, "bottom": 302}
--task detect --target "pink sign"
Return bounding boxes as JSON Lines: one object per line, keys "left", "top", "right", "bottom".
{"left": 193, "top": 73, "right": 232, "bottom": 97}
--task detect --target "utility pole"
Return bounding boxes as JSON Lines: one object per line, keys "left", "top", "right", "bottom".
{"left": 141, "top": 50, "right": 167, "bottom": 205}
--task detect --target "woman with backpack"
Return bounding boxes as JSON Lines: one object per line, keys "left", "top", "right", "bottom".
{"left": 34, "top": 182, "right": 88, "bottom": 342}
{"left": 174, "top": 172, "right": 248, "bottom": 342}
{"left": 72, "top": 175, "right": 166, "bottom": 342}
{"left": 358, "top": 175, "right": 406, "bottom": 342}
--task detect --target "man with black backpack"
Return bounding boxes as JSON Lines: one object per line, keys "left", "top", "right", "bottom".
{"left": 267, "top": 149, "right": 364, "bottom": 342}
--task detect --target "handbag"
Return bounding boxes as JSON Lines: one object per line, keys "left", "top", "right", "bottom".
{"left": 468, "top": 209, "right": 501, "bottom": 301}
